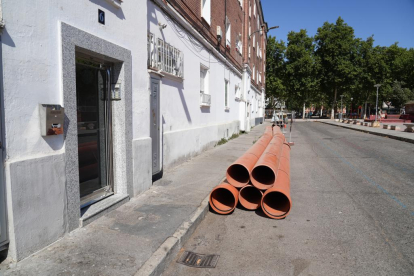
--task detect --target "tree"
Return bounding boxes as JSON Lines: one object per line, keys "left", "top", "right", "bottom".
{"left": 284, "top": 29, "right": 319, "bottom": 118}
{"left": 314, "top": 17, "right": 356, "bottom": 118}
{"left": 265, "top": 36, "right": 287, "bottom": 111}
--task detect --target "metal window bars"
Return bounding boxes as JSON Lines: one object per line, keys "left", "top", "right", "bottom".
{"left": 147, "top": 32, "right": 184, "bottom": 78}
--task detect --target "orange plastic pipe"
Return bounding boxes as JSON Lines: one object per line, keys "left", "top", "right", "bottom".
{"left": 238, "top": 184, "right": 263, "bottom": 210}
{"left": 209, "top": 183, "right": 239, "bottom": 214}
{"left": 250, "top": 134, "right": 285, "bottom": 190}
{"left": 226, "top": 126, "right": 273, "bottom": 188}
{"left": 261, "top": 143, "right": 292, "bottom": 219}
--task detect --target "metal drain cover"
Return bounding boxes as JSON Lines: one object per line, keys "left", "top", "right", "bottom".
{"left": 177, "top": 251, "right": 219, "bottom": 268}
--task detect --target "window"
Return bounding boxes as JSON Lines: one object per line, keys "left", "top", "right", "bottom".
{"left": 248, "top": 43, "right": 251, "bottom": 58}
{"left": 253, "top": 35, "right": 255, "bottom": 48}
{"left": 252, "top": 65, "right": 255, "bottom": 80}
{"left": 201, "top": 0, "right": 211, "bottom": 25}
{"left": 257, "top": 17, "right": 260, "bottom": 31}
{"left": 249, "top": 1, "right": 251, "bottom": 17}
{"left": 225, "top": 16, "right": 231, "bottom": 47}
{"left": 200, "top": 65, "right": 209, "bottom": 94}
{"left": 224, "top": 79, "right": 229, "bottom": 107}
{"left": 254, "top": 2, "right": 256, "bottom": 17}
{"left": 147, "top": 32, "right": 184, "bottom": 78}
{"left": 236, "top": 34, "right": 242, "bottom": 54}
{"left": 249, "top": 22, "right": 251, "bottom": 37}
{"left": 238, "top": 0, "right": 242, "bottom": 8}
{"left": 257, "top": 42, "right": 259, "bottom": 57}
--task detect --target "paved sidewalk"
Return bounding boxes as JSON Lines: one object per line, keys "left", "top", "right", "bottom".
{"left": 320, "top": 120, "right": 414, "bottom": 144}
{"left": 0, "top": 123, "right": 268, "bottom": 276}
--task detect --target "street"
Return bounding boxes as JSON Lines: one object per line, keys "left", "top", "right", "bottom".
{"left": 164, "top": 121, "right": 414, "bottom": 276}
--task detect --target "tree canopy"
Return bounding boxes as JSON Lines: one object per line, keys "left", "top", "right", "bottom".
{"left": 265, "top": 16, "right": 414, "bottom": 117}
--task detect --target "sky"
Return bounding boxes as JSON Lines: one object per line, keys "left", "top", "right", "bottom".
{"left": 261, "top": 0, "right": 414, "bottom": 49}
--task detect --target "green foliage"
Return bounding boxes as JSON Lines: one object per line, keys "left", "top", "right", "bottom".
{"left": 216, "top": 138, "right": 228, "bottom": 146}
{"left": 265, "top": 16, "right": 414, "bottom": 113}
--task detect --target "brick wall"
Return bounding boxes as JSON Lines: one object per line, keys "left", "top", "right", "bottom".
{"left": 167, "top": 0, "right": 244, "bottom": 71}
{"left": 165, "top": 0, "right": 267, "bottom": 86}
{"left": 242, "top": 0, "right": 266, "bottom": 91}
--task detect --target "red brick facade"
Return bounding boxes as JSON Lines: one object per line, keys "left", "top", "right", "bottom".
{"left": 166, "top": 0, "right": 266, "bottom": 86}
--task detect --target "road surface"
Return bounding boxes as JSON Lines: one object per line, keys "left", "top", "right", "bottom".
{"left": 164, "top": 121, "right": 414, "bottom": 276}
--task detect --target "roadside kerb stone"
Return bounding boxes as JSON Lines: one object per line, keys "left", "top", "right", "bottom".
{"left": 135, "top": 195, "right": 210, "bottom": 276}
{"left": 320, "top": 121, "right": 414, "bottom": 144}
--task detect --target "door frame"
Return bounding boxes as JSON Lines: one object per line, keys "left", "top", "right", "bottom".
{"left": 61, "top": 23, "right": 133, "bottom": 231}
{"left": 0, "top": 34, "right": 8, "bottom": 249}
{"left": 150, "top": 76, "right": 162, "bottom": 179}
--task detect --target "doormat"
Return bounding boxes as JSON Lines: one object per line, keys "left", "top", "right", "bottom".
{"left": 177, "top": 251, "right": 220, "bottom": 268}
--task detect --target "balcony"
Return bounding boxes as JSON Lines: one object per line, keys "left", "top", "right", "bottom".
{"left": 200, "top": 92, "right": 211, "bottom": 107}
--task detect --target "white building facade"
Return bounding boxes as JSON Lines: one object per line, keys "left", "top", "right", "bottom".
{"left": 0, "top": 0, "right": 267, "bottom": 261}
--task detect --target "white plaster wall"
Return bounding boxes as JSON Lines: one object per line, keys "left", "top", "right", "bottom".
{"left": 1, "top": 0, "right": 148, "bottom": 162}
{"left": 148, "top": 2, "right": 243, "bottom": 167}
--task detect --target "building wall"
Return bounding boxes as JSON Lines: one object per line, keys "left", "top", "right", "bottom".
{"left": 148, "top": 0, "right": 242, "bottom": 168}
{"left": 166, "top": 0, "right": 244, "bottom": 71}
{"left": 1, "top": 0, "right": 149, "bottom": 260}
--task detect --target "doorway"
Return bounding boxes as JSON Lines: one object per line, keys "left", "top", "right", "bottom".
{"left": 150, "top": 78, "right": 161, "bottom": 176}
{"left": 76, "top": 57, "right": 114, "bottom": 207}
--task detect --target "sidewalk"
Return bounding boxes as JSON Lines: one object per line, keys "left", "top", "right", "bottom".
{"left": 0, "top": 123, "right": 269, "bottom": 276}
{"left": 320, "top": 120, "right": 414, "bottom": 144}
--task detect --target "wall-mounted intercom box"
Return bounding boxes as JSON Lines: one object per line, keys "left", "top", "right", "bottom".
{"left": 39, "top": 104, "right": 65, "bottom": 136}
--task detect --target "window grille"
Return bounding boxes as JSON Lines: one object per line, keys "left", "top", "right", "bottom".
{"left": 147, "top": 32, "right": 184, "bottom": 78}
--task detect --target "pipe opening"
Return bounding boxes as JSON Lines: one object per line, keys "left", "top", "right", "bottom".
{"left": 262, "top": 191, "right": 290, "bottom": 217}
{"left": 211, "top": 188, "right": 236, "bottom": 212}
{"left": 251, "top": 166, "right": 275, "bottom": 186}
{"left": 239, "top": 186, "right": 262, "bottom": 209}
{"left": 227, "top": 164, "right": 250, "bottom": 185}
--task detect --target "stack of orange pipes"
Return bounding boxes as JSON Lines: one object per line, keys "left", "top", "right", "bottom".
{"left": 209, "top": 126, "right": 292, "bottom": 219}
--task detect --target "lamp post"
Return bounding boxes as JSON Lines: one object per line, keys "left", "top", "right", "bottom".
{"left": 350, "top": 97, "right": 353, "bottom": 119}
{"left": 249, "top": 25, "right": 279, "bottom": 40}
{"left": 374, "top": 84, "right": 381, "bottom": 122}
{"left": 340, "top": 95, "right": 344, "bottom": 119}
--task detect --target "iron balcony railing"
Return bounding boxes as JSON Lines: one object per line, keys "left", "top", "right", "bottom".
{"left": 148, "top": 32, "right": 184, "bottom": 78}
{"left": 200, "top": 92, "right": 211, "bottom": 106}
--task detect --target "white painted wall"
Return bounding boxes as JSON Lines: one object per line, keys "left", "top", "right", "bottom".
{"left": 148, "top": 1, "right": 244, "bottom": 167}
{"left": 1, "top": 0, "right": 148, "bottom": 162}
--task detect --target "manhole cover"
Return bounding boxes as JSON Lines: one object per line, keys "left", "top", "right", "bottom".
{"left": 177, "top": 251, "right": 220, "bottom": 268}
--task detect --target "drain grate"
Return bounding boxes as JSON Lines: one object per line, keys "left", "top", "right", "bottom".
{"left": 177, "top": 251, "right": 220, "bottom": 268}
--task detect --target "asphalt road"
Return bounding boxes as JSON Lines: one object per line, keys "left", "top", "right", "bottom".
{"left": 163, "top": 121, "right": 414, "bottom": 276}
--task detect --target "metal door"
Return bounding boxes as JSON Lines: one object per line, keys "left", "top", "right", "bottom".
{"left": 150, "top": 78, "right": 161, "bottom": 174}
{"left": 76, "top": 58, "right": 114, "bottom": 207}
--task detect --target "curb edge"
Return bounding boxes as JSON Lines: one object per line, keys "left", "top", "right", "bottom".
{"left": 134, "top": 195, "right": 210, "bottom": 276}
{"left": 320, "top": 121, "right": 414, "bottom": 144}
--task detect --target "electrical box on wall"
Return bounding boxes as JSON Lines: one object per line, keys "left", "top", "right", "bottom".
{"left": 39, "top": 104, "right": 65, "bottom": 136}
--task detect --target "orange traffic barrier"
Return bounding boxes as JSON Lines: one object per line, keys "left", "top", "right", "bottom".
{"left": 238, "top": 184, "right": 263, "bottom": 210}
{"left": 261, "top": 143, "right": 292, "bottom": 219}
{"left": 226, "top": 126, "right": 273, "bottom": 188}
{"left": 250, "top": 134, "right": 285, "bottom": 190}
{"left": 209, "top": 183, "right": 239, "bottom": 214}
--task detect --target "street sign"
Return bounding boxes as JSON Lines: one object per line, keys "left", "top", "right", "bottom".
{"left": 98, "top": 9, "right": 105, "bottom": 25}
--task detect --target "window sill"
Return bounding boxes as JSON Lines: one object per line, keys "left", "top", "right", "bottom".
{"left": 200, "top": 103, "right": 211, "bottom": 107}
{"left": 105, "top": 0, "right": 122, "bottom": 9}
{"left": 201, "top": 17, "right": 211, "bottom": 26}
{"left": 225, "top": 107, "right": 230, "bottom": 111}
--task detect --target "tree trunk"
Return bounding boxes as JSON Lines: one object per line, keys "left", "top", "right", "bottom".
{"left": 331, "top": 87, "right": 337, "bottom": 119}
{"left": 302, "top": 102, "right": 305, "bottom": 119}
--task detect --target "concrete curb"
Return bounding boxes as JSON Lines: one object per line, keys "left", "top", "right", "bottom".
{"left": 134, "top": 195, "right": 210, "bottom": 276}
{"left": 320, "top": 121, "right": 414, "bottom": 144}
